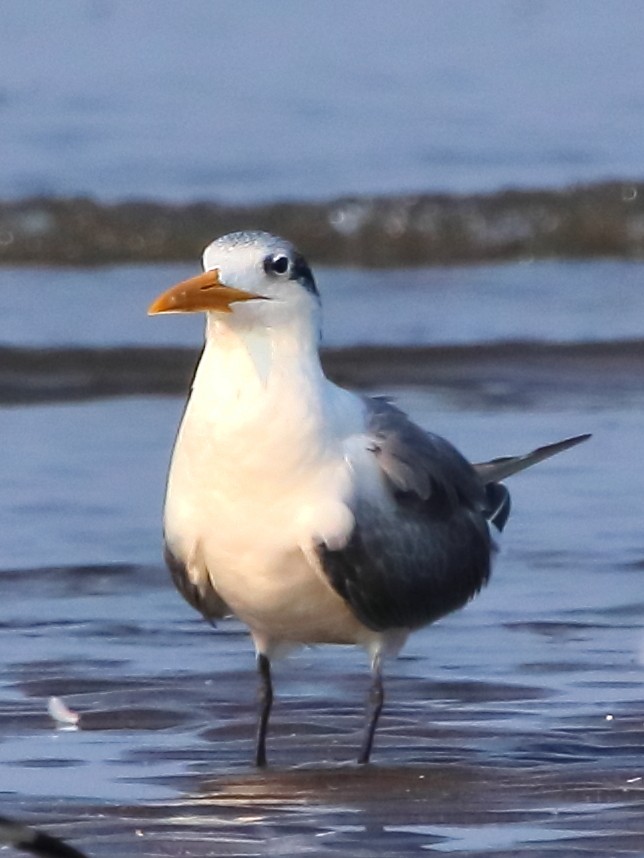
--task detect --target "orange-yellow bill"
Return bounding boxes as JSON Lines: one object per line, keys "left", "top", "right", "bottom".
{"left": 148, "top": 269, "right": 265, "bottom": 315}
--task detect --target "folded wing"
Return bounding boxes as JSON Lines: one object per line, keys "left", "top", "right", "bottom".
{"left": 317, "top": 397, "right": 498, "bottom": 632}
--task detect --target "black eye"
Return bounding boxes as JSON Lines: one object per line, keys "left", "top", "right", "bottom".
{"left": 264, "top": 254, "right": 290, "bottom": 276}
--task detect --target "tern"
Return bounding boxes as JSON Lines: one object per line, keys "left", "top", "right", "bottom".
{"left": 149, "top": 230, "right": 588, "bottom": 766}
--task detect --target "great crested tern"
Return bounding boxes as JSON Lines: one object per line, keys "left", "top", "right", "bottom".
{"left": 149, "top": 230, "right": 589, "bottom": 766}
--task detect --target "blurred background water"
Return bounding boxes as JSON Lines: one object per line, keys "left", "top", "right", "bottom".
{"left": 1, "top": 2, "right": 644, "bottom": 856}
{"left": 1, "top": 0, "right": 643, "bottom": 202}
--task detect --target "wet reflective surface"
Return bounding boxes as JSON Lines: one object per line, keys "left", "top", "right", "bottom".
{"left": 2, "top": 2, "right": 643, "bottom": 202}
{"left": 2, "top": 248, "right": 644, "bottom": 855}
{"left": 4, "top": 259, "right": 644, "bottom": 350}
{"left": 3, "top": 3, "right": 644, "bottom": 849}
{"left": 1, "top": 391, "right": 643, "bottom": 855}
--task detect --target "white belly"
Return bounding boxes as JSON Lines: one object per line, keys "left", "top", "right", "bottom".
{"left": 165, "top": 467, "right": 374, "bottom": 651}
{"left": 214, "top": 545, "right": 371, "bottom": 649}
{"left": 162, "top": 351, "right": 379, "bottom": 654}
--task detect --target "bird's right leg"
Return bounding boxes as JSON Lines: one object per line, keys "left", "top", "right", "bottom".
{"left": 357, "top": 654, "right": 384, "bottom": 764}
{"left": 255, "top": 652, "right": 273, "bottom": 767}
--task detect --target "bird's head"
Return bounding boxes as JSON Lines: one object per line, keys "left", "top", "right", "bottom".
{"left": 148, "top": 231, "right": 319, "bottom": 330}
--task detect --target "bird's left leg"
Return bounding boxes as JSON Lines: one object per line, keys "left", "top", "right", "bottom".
{"left": 357, "top": 653, "right": 384, "bottom": 764}
{"left": 255, "top": 652, "right": 273, "bottom": 767}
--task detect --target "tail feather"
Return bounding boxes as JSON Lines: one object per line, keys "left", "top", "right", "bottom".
{"left": 474, "top": 433, "right": 591, "bottom": 484}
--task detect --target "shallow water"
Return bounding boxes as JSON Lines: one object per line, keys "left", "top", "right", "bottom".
{"left": 2, "top": 3, "right": 644, "bottom": 851}
{"left": 2, "top": 252, "right": 644, "bottom": 854}
{"left": 1, "top": 390, "right": 643, "bottom": 855}
{"left": 4, "top": 259, "right": 644, "bottom": 350}
{"left": 1, "top": 1, "right": 644, "bottom": 202}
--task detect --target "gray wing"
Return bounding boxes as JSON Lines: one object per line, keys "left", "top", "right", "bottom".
{"left": 317, "top": 397, "right": 501, "bottom": 633}
{"left": 163, "top": 541, "right": 230, "bottom": 622}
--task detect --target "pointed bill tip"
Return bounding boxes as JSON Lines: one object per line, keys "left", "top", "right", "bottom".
{"left": 147, "top": 270, "right": 220, "bottom": 315}
{"left": 148, "top": 269, "right": 266, "bottom": 315}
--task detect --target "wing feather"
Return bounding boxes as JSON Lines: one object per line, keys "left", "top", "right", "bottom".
{"left": 317, "top": 397, "right": 494, "bottom": 632}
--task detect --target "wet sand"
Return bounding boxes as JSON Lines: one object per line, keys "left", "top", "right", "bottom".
{"left": 4, "top": 595, "right": 644, "bottom": 858}
{"left": 9, "top": 758, "right": 644, "bottom": 857}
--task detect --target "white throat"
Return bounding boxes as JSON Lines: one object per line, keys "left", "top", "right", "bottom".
{"left": 200, "top": 301, "right": 322, "bottom": 401}
{"left": 179, "top": 304, "right": 336, "bottom": 474}
{"left": 166, "top": 302, "right": 365, "bottom": 566}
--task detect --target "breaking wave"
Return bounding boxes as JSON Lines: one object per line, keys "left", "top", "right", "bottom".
{"left": 1, "top": 181, "right": 643, "bottom": 266}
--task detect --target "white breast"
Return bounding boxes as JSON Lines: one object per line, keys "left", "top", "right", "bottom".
{"left": 163, "top": 323, "right": 380, "bottom": 654}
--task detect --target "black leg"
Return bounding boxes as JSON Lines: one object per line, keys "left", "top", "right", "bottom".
{"left": 255, "top": 652, "right": 273, "bottom": 768}
{"left": 357, "top": 656, "right": 384, "bottom": 764}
